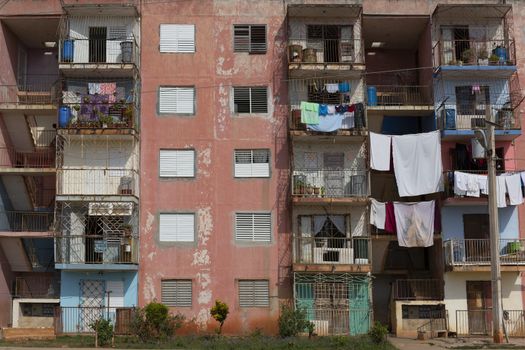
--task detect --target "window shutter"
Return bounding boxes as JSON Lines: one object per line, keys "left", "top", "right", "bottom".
{"left": 160, "top": 24, "right": 195, "bottom": 53}
{"left": 233, "top": 25, "right": 250, "bottom": 52}
{"left": 233, "top": 87, "right": 250, "bottom": 113}
{"left": 239, "top": 280, "right": 270, "bottom": 307}
{"left": 159, "top": 213, "right": 195, "bottom": 242}
{"left": 159, "top": 87, "right": 194, "bottom": 114}
{"left": 106, "top": 281, "right": 124, "bottom": 308}
{"left": 161, "top": 280, "right": 192, "bottom": 307}
{"left": 250, "top": 87, "right": 268, "bottom": 113}
{"left": 235, "top": 213, "right": 271, "bottom": 242}
{"left": 233, "top": 87, "right": 268, "bottom": 114}
{"left": 250, "top": 25, "right": 266, "bottom": 53}
{"left": 234, "top": 149, "right": 269, "bottom": 177}
{"left": 159, "top": 150, "right": 195, "bottom": 177}
{"left": 108, "top": 26, "right": 127, "bottom": 40}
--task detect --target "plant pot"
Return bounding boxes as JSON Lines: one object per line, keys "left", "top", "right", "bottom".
{"left": 124, "top": 244, "right": 131, "bottom": 253}
{"left": 102, "top": 123, "right": 108, "bottom": 128}
{"left": 478, "top": 58, "right": 488, "bottom": 66}
{"left": 313, "top": 187, "right": 320, "bottom": 195}
{"left": 306, "top": 187, "right": 314, "bottom": 195}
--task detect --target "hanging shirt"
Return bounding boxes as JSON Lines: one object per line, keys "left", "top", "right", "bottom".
{"left": 394, "top": 201, "right": 435, "bottom": 248}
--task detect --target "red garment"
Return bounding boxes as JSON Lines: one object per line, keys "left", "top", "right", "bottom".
{"left": 384, "top": 202, "right": 396, "bottom": 234}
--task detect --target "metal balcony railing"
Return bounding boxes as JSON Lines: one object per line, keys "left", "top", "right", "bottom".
{"left": 368, "top": 85, "right": 433, "bottom": 106}
{"left": 292, "top": 169, "right": 368, "bottom": 198}
{"left": 393, "top": 279, "right": 444, "bottom": 301}
{"left": 55, "top": 235, "right": 138, "bottom": 265}
{"left": 288, "top": 38, "right": 364, "bottom": 65}
{"left": 60, "top": 102, "right": 135, "bottom": 129}
{"left": 293, "top": 236, "right": 370, "bottom": 265}
{"left": 55, "top": 306, "right": 135, "bottom": 335}
{"left": 56, "top": 169, "right": 138, "bottom": 196}
{"left": 444, "top": 239, "right": 525, "bottom": 266}
{"left": 0, "top": 147, "right": 55, "bottom": 168}
{"left": 59, "top": 38, "right": 138, "bottom": 66}
{"left": 14, "top": 275, "right": 60, "bottom": 298}
{"left": 0, "top": 211, "right": 53, "bottom": 232}
{"left": 438, "top": 104, "right": 520, "bottom": 131}
{"left": 433, "top": 39, "right": 516, "bottom": 67}
{"left": 0, "top": 75, "right": 58, "bottom": 105}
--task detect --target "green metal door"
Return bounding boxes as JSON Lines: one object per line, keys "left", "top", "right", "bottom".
{"left": 295, "top": 283, "right": 315, "bottom": 321}
{"left": 349, "top": 281, "right": 370, "bottom": 335}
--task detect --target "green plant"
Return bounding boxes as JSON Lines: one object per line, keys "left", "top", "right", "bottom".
{"left": 72, "top": 104, "right": 81, "bottom": 112}
{"left": 478, "top": 49, "right": 489, "bottom": 60}
{"left": 489, "top": 54, "right": 500, "bottom": 64}
{"left": 278, "top": 304, "right": 314, "bottom": 338}
{"left": 90, "top": 319, "right": 113, "bottom": 347}
{"left": 368, "top": 321, "right": 388, "bottom": 344}
{"left": 461, "top": 48, "right": 475, "bottom": 63}
{"left": 132, "top": 301, "right": 184, "bottom": 342}
{"left": 210, "top": 300, "right": 229, "bottom": 335}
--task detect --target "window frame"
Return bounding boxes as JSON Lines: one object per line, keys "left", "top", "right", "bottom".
{"left": 237, "top": 279, "right": 270, "bottom": 308}
{"left": 233, "top": 149, "right": 271, "bottom": 178}
{"left": 232, "top": 86, "right": 269, "bottom": 115}
{"left": 159, "top": 149, "right": 196, "bottom": 179}
{"left": 233, "top": 24, "right": 267, "bottom": 54}
{"left": 158, "top": 212, "right": 196, "bottom": 244}
{"left": 161, "top": 279, "right": 193, "bottom": 307}
{"left": 158, "top": 86, "right": 196, "bottom": 116}
{"left": 159, "top": 24, "right": 196, "bottom": 53}
{"left": 234, "top": 212, "right": 272, "bottom": 243}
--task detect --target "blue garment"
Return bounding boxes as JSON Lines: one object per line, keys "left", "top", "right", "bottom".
{"left": 339, "top": 82, "right": 351, "bottom": 93}
{"left": 307, "top": 114, "right": 344, "bottom": 132}
{"left": 319, "top": 104, "right": 328, "bottom": 116}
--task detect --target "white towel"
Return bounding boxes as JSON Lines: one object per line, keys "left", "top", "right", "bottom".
{"left": 394, "top": 201, "right": 435, "bottom": 248}
{"left": 392, "top": 131, "right": 442, "bottom": 197}
{"left": 454, "top": 171, "right": 468, "bottom": 196}
{"left": 478, "top": 175, "right": 488, "bottom": 195}
{"left": 370, "top": 132, "right": 391, "bottom": 171}
{"left": 505, "top": 174, "right": 523, "bottom": 205}
{"left": 325, "top": 83, "right": 339, "bottom": 93}
{"left": 370, "top": 199, "right": 386, "bottom": 230}
{"left": 341, "top": 112, "right": 355, "bottom": 129}
{"left": 327, "top": 105, "right": 336, "bottom": 115}
{"left": 497, "top": 175, "right": 507, "bottom": 208}
{"left": 520, "top": 171, "right": 525, "bottom": 187}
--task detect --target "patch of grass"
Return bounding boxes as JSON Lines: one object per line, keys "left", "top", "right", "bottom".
{"left": 0, "top": 334, "right": 397, "bottom": 350}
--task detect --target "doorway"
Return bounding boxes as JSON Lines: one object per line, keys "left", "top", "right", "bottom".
{"left": 453, "top": 26, "right": 469, "bottom": 61}
{"left": 463, "top": 214, "right": 490, "bottom": 263}
{"left": 323, "top": 153, "right": 345, "bottom": 197}
{"left": 466, "top": 281, "right": 492, "bottom": 335}
{"left": 89, "top": 27, "right": 107, "bottom": 63}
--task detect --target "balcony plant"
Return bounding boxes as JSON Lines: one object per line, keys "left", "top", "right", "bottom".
{"left": 461, "top": 48, "right": 475, "bottom": 65}
{"left": 489, "top": 54, "right": 500, "bottom": 65}
{"left": 294, "top": 178, "right": 306, "bottom": 195}
{"left": 477, "top": 50, "right": 489, "bottom": 65}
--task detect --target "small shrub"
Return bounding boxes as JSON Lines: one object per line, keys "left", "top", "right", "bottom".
{"left": 278, "top": 304, "right": 314, "bottom": 338}
{"left": 91, "top": 319, "right": 113, "bottom": 347}
{"left": 132, "top": 301, "right": 184, "bottom": 342}
{"left": 210, "top": 300, "right": 229, "bottom": 335}
{"left": 368, "top": 321, "right": 388, "bottom": 344}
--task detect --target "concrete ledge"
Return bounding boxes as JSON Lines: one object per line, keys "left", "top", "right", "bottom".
{"left": 1, "top": 327, "right": 55, "bottom": 341}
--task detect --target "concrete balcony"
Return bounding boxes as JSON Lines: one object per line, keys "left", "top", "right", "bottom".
{"left": 0, "top": 75, "right": 58, "bottom": 111}
{"left": 293, "top": 236, "right": 370, "bottom": 272}
{"left": 392, "top": 279, "right": 444, "bottom": 301}
{"left": 0, "top": 211, "right": 54, "bottom": 237}
{"left": 366, "top": 85, "right": 434, "bottom": 113}
{"left": 444, "top": 239, "right": 525, "bottom": 272}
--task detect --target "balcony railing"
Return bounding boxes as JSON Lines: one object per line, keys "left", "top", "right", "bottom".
{"left": 0, "top": 211, "right": 54, "bottom": 232}
{"left": 55, "top": 306, "right": 135, "bottom": 334}
{"left": 393, "top": 279, "right": 444, "bottom": 301}
{"left": 59, "top": 38, "right": 138, "bottom": 66}
{"left": 60, "top": 102, "right": 135, "bottom": 130}
{"left": 292, "top": 169, "right": 368, "bottom": 198}
{"left": 438, "top": 104, "right": 520, "bottom": 131}
{"left": 288, "top": 38, "right": 364, "bottom": 65}
{"left": 14, "top": 275, "right": 60, "bottom": 298}
{"left": 293, "top": 236, "right": 370, "bottom": 265}
{"left": 444, "top": 239, "right": 525, "bottom": 266}
{"left": 367, "top": 85, "right": 433, "bottom": 106}
{"left": 0, "top": 75, "right": 58, "bottom": 105}
{"left": 55, "top": 235, "right": 138, "bottom": 265}
{"left": 433, "top": 39, "right": 516, "bottom": 67}
{"left": 289, "top": 107, "right": 366, "bottom": 133}
{"left": 56, "top": 169, "right": 138, "bottom": 196}
{"left": 0, "top": 146, "right": 55, "bottom": 168}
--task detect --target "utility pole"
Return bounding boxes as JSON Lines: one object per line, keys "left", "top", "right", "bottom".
{"left": 485, "top": 106, "right": 504, "bottom": 343}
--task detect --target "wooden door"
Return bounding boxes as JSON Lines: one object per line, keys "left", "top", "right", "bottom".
{"left": 323, "top": 153, "right": 344, "bottom": 197}
{"left": 466, "top": 281, "right": 492, "bottom": 335}
{"left": 463, "top": 214, "right": 490, "bottom": 262}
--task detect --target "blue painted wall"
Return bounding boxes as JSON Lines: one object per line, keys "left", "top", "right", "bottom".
{"left": 441, "top": 205, "right": 519, "bottom": 240}
{"left": 60, "top": 271, "right": 138, "bottom": 307}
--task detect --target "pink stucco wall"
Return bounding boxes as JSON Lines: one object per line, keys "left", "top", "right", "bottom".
{"left": 139, "top": 0, "right": 290, "bottom": 335}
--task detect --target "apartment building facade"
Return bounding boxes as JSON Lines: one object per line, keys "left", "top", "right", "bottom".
{"left": 0, "top": 0, "right": 525, "bottom": 339}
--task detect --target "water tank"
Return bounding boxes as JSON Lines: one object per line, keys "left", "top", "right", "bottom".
{"left": 471, "top": 137, "right": 486, "bottom": 159}
{"left": 367, "top": 86, "right": 377, "bottom": 106}
{"left": 58, "top": 106, "right": 71, "bottom": 128}
{"left": 62, "top": 40, "right": 74, "bottom": 62}
{"left": 120, "top": 41, "right": 133, "bottom": 63}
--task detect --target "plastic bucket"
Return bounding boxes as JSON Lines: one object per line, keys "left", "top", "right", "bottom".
{"left": 494, "top": 47, "right": 508, "bottom": 62}
{"left": 120, "top": 41, "right": 133, "bottom": 63}
{"left": 367, "top": 86, "right": 377, "bottom": 106}
{"left": 62, "top": 40, "right": 74, "bottom": 62}
{"left": 59, "top": 106, "right": 71, "bottom": 127}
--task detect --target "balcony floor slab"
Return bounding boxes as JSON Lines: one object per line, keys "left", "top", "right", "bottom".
{"left": 55, "top": 263, "right": 138, "bottom": 271}
{"left": 293, "top": 263, "right": 371, "bottom": 273}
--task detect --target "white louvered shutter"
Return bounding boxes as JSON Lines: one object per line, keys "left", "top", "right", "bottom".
{"left": 235, "top": 213, "right": 271, "bottom": 242}
{"left": 234, "top": 150, "right": 269, "bottom": 177}
{"left": 159, "top": 213, "right": 195, "bottom": 242}
{"left": 239, "top": 280, "right": 270, "bottom": 307}
{"left": 106, "top": 281, "right": 124, "bottom": 308}
{"left": 160, "top": 24, "right": 195, "bottom": 53}
{"left": 161, "top": 280, "right": 192, "bottom": 307}
{"left": 159, "top": 87, "right": 195, "bottom": 114}
{"left": 160, "top": 150, "right": 195, "bottom": 177}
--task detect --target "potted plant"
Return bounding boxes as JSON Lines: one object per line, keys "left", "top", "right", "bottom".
{"left": 294, "top": 178, "right": 306, "bottom": 195}
{"left": 461, "top": 49, "right": 475, "bottom": 65}
{"left": 306, "top": 185, "right": 314, "bottom": 195}
{"left": 448, "top": 59, "right": 457, "bottom": 66}
{"left": 489, "top": 54, "right": 500, "bottom": 65}
{"left": 83, "top": 95, "right": 91, "bottom": 103}
{"left": 477, "top": 50, "right": 489, "bottom": 65}
{"left": 72, "top": 104, "right": 81, "bottom": 112}
{"left": 313, "top": 186, "right": 320, "bottom": 196}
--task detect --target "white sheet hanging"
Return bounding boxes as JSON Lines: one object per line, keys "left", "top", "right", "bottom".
{"left": 394, "top": 201, "right": 435, "bottom": 248}
{"left": 392, "top": 131, "right": 442, "bottom": 197}
{"left": 497, "top": 175, "right": 507, "bottom": 208}
{"left": 370, "top": 132, "right": 391, "bottom": 171}
{"left": 505, "top": 173, "right": 523, "bottom": 205}
{"left": 370, "top": 199, "right": 386, "bottom": 230}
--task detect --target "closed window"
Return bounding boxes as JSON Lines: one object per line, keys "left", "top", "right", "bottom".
{"left": 159, "top": 213, "right": 195, "bottom": 242}
{"left": 161, "top": 280, "right": 192, "bottom": 307}
{"left": 233, "top": 25, "right": 267, "bottom": 53}
{"left": 159, "top": 149, "right": 195, "bottom": 177}
{"left": 235, "top": 213, "right": 271, "bottom": 242}
{"left": 233, "top": 87, "right": 268, "bottom": 114}
{"left": 159, "top": 86, "right": 195, "bottom": 114}
{"left": 238, "top": 280, "right": 270, "bottom": 307}
{"left": 160, "top": 24, "right": 195, "bottom": 53}
{"left": 234, "top": 149, "right": 270, "bottom": 178}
